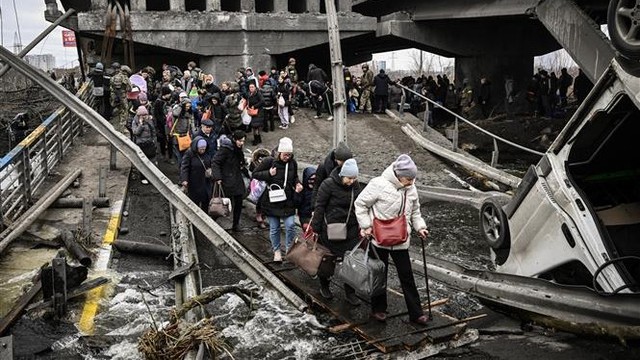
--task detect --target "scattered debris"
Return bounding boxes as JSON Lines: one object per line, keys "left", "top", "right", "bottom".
{"left": 138, "top": 285, "right": 257, "bottom": 360}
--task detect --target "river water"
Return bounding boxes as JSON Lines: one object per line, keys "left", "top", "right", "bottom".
{"left": 9, "top": 198, "right": 636, "bottom": 359}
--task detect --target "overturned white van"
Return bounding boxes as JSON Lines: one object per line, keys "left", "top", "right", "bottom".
{"left": 480, "top": 58, "right": 640, "bottom": 295}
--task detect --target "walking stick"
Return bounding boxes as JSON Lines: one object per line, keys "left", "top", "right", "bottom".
{"left": 420, "top": 236, "right": 433, "bottom": 320}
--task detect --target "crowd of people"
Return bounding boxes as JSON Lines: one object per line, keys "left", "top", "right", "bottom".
{"left": 81, "top": 58, "right": 591, "bottom": 326}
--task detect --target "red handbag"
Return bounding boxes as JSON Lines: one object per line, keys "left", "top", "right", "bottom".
{"left": 372, "top": 192, "right": 408, "bottom": 246}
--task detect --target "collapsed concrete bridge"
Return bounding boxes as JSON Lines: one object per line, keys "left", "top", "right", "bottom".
{"left": 47, "top": 0, "right": 615, "bottom": 98}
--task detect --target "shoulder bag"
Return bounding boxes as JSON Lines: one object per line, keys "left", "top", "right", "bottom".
{"left": 171, "top": 119, "right": 192, "bottom": 152}
{"left": 198, "top": 155, "right": 213, "bottom": 179}
{"left": 335, "top": 239, "right": 386, "bottom": 297}
{"left": 208, "top": 183, "right": 232, "bottom": 218}
{"left": 247, "top": 106, "right": 259, "bottom": 117}
{"left": 325, "top": 189, "right": 354, "bottom": 241}
{"left": 372, "top": 191, "right": 408, "bottom": 247}
{"left": 285, "top": 216, "right": 336, "bottom": 277}
{"left": 268, "top": 163, "right": 288, "bottom": 203}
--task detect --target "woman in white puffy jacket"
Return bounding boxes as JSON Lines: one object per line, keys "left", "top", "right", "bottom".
{"left": 354, "top": 154, "right": 430, "bottom": 326}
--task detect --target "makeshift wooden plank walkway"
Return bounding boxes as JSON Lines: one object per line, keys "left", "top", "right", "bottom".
{"left": 233, "top": 228, "right": 466, "bottom": 353}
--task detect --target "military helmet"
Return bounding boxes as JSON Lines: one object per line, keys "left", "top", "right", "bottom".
{"left": 120, "top": 65, "right": 132, "bottom": 74}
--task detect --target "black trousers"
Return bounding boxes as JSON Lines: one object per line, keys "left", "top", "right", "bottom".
{"left": 371, "top": 247, "right": 423, "bottom": 321}
{"left": 231, "top": 194, "right": 243, "bottom": 229}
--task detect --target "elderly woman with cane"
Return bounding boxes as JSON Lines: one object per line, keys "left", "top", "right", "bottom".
{"left": 354, "top": 154, "right": 430, "bottom": 325}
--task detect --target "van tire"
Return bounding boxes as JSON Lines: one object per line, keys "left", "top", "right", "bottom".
{"left": 479, "top": 199, "right": 510, "bottom": 250}
{"left": 608, "top": 0, "right": 640, "bottom": 60}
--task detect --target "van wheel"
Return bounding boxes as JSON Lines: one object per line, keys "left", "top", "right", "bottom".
{"left": 608, "top": 0, "right": 640, "bottom": 60}
{"left": 479, "top": 199, "right": 510, "bottom": 250}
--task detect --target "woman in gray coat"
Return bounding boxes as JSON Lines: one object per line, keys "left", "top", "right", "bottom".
{"left": 354, "top": 154, "right": 430, "bottom": 326}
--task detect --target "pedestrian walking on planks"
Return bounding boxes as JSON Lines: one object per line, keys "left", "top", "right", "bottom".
{"left": 252, "top": 137, "right": 303, "bottom": 262}
{"left": 312, "top": 158, "right": 362, "bottom": 305}
{"left": 354, "top": 154, "right": 431, "bottom": 325}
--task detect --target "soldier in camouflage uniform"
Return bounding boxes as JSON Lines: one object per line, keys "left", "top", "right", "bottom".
{"left": 359, "top": 63, "right": 374, "bottom": 113}
{"left": 110, "top": 65, "right": 132, "bottom": 134}
{"left": 459, "top": 78, "right": 475, "bottom": 119}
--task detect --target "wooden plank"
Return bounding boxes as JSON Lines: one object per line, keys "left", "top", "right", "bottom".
{"left": 233, "top": 231, "right": 466, "bottom": 353}
{"left": 0, "top": 281, "right": 42, "bottom": 336}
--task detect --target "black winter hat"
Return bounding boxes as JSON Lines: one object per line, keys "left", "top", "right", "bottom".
{"left": 334, "top": 142, "right": 353, "bottom": 161}
{"left": 161, "top": 86, "right": 172, "bottom": 96}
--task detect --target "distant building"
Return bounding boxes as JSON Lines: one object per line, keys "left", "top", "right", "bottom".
{"left": 375, "top": 60, "right": 387, "bottom": 72}
{"left": 25, "top": 54, "right": 56, "bottom": 72}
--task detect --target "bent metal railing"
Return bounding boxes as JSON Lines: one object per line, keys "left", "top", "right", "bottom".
{"left": 397, "top": 83, "right": 544, "bottom": 167}
{"left": 0, "top": 82, "right": 94, "bottom": 225}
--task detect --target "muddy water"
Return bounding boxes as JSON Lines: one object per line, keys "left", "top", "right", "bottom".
{"left": 0, "top": 245, "right": 59, "bottom": 318}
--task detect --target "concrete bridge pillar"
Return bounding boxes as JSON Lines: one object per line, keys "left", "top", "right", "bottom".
{"left": 170, "top": 0, "right": 186, "bottom": 11}
{"left": 274, "top": 0, "right": 288, "bottom": 12}
{"left": 241, "top": 0, "right": 255, "bottom": 12}
{"left": 90, "top": 0, "right": 108, "bottom": 11}
{"left": 455, "top": 55, "right": 533, "bottom": 113}
{"left": 337, "top": 0, "right": 351, "bottom": 12}
{"left": 129, "top": 0, "right": 146, "bottom": 11}
{"left": 307, "top": 0, "right": 320, "bottom": 13}
{"left": 207, "top": 0, "right": 222, "bottom": 11}
{"left": 200, "top": 54, "right": 273, "bottom": 83}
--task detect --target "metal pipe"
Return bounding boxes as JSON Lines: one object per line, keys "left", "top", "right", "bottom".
{"left": 0, "top": 168, "right": 82, "bottom": 254}
{"left": 0, "top": 9, "right": 76, "bottom": 78}
{"left": 396, "top": 83, "right": 544, "bottom": 156}
{"left": 98, "top": 166, "right": 107, "bottom": 198}
{"left": 61, "top": 229, "right": 92, "bottom": 267}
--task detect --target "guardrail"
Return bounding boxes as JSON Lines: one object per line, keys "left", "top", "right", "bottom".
{"left": 397, "top": 83, "right": 544, "bottom": 167}
{"left": 0, "top": 82, "right": 94, "bottom": 225}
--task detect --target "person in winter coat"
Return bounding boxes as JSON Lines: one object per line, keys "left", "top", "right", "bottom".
{"left": 313, "top": 142, "right": 353, "bottom": 205}
{"left": 354, "top": 154, "right": 430, "bottom": 326}
{"left": 312, "top": 159, "right": 362, "bottom": 305}
{"left": 195, "top": 119, "right": 218, "bottom": 159}
{"left": 222, "top": 86, "right": 244, "bottom": 133}
{"left": 558, "top": 67, "right": 573, "bottom": 107}
{"left": 260, "top": 81, "right": 276, "bottom": 133}
{"left": 153, "top": 86, "right": 172, "bottom": 163}
{"left": 250, "top": 148, "right": 271, "bottom": 229}
{"left": 276, "top": 76, "right": 293, "bottom": 129}
{"left": 247, "top": 82, "right": 265, "bottom": 145}
{"left": 252, "top": 137, "right": 303, "bottom": 262}
{"left": 295, "top": 166, "right": 317, "bottom": 230}
{"left": 212, "top": 130, "right": 248, "bottom": 232}
{"left": 180, "top": 136, "right": 213, "bottom": 211}
{"left": 169, "top": 99, "right": 195, "bottom": 169}
{"left": 373, "top": 69, "right": 393, "bottom": 114}
{"left": 307, "top": 64, "right": 331, "bottom": 120}
{"left": 132, "top": 106, "right": 156, "bottom": 158}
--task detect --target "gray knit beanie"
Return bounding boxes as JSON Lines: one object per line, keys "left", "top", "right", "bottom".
{"left": 393, "top": 154, "right": 417, "bottom": 179}
{"left": 339, "top": 158, "right": 359, "bottom": 177}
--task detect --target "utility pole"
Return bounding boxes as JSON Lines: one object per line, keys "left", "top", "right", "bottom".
{"left": 325, "top": 0, "right": 347, "bottom": 147}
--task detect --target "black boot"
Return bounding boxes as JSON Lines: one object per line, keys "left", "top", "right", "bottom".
{"left": 345, "top": 284, "right": 360, "bottom": 306}
{"left": 319, "top": 278, "right": 333, "bottom": 299}
{"left": 252, "top": 136, "right": 259, "bottom": 146}
{"left": 270, "top": 119, "right": 275, "bottom": 132}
